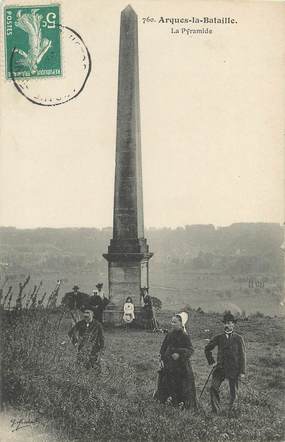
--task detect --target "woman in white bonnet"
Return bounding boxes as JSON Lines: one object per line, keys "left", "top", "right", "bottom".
{"left": 176, "top": 311, "right": 188, "bottom": 333}
{"left": 154, "top": 311, "right": 197, "bottom": 410}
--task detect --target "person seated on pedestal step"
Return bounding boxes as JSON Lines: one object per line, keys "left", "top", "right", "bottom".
{"left": 89, "top": 283, "right": 110, "bottom": 323}
{"left": 123, "top": 296, "right": 135, "bottom": 324}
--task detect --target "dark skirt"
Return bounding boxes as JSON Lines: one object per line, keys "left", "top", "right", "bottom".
{"left": 77, "top": 348, "right": 101, "bottom": 371}
{"left": 154, "top": 363, "right": 197, "bottom": 409}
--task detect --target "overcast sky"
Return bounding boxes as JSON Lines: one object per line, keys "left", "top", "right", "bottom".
{"left": 1, "top": 0, "right": 284, "bottom": 229}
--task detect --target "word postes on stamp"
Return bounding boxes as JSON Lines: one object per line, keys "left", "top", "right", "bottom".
{"left": 4, "top": 4, "right": 61, "bottom": 80}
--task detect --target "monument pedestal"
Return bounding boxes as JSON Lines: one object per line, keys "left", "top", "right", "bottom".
{"left": 104, "top": 240, "right": 152, "bottom": 306}
{"left": 103, "top": 250, "right": 152, "bottom": 325}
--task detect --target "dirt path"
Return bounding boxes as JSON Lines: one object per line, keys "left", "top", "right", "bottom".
{"left": 0, "top": 409, "right": 65, "bottom": 442}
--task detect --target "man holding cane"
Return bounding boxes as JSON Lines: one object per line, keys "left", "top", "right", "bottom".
{"left": 204, "top": 312, "right": 246, "bottom": 415}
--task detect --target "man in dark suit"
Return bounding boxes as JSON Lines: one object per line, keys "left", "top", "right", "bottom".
{"left": 68, "top": 305, "right": 104, "bottom": 370}
{"left": 62, "top": 285, "right": 90, "bottom": 311}
{"left": 204, "top": 312, "right": 246, "bottom": 414}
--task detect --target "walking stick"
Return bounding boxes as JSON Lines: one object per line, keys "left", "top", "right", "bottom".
{"left": 199, "top": 365, "right": 216, "bottom": 400}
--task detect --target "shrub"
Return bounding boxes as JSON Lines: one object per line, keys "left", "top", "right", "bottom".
{"left": 151, "top": 296, "right": 162, "bottom": 311}
{"left": 251, "top": 311, "right": 265, "bottom": 318}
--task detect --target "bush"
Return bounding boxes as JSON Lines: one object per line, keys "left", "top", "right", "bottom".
{"left": 151, "top": 296, "right": 162, "bottom": 311}
{"left": 251, "top": 311, "right": 265, "bottom": 318}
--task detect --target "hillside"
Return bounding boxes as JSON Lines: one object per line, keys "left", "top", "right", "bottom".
{"left": 0, "top": 223, "right": 284, "bottom": 315}
{"left": 0, "top": 223, "right": 282, "bottom": 272}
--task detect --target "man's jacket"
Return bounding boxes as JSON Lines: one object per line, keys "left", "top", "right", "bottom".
{"left": 205, "top": 332, "right": 246, "bottom": 378}
{"left": 68, "top": 319, "right": 104, "bottom": 354}
{"left": 90, "top": 295, "right": 110, "bottom": 323}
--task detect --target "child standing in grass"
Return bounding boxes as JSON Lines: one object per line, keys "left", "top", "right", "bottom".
{"left": 154, "top": 313, "right": 197, "bottom": 410}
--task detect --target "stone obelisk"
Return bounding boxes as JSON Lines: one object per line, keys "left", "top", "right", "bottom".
{"left": 103, "top": 5, "right": 152, "bottom": 321}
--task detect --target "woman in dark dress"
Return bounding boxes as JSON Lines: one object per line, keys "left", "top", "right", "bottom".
{"left": 154, "top": 314, "right": 197, "bottom": 410}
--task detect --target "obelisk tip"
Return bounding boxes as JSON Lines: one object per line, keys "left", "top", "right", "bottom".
{"left": 122, "top": 4, "right": 137, "bottom": 16}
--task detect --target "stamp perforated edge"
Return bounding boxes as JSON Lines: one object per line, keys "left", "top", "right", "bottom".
{"left": 0, "top": 0, "right": 65, "bottom": 83}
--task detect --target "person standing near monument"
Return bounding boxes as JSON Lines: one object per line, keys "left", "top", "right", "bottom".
{"left": 68, "top": 305, "right": 104, "bottom": 370}
{"left": 154, "top": 314, "right": 197, "bottom": 410}
{"left": 62, "top": 285, "right": 90, "bottom": 324}
{"left": 96, "top": 282, "right": 105, "bottom": 299}
{"left": 204, "top": 312, "right": 246, "bottom": 414}
{"left": 143, "top": 289, "right": 153, "bottom": 329}
{"left": 142, "top": 288, "right": 159, "bottom": 331}
{"left": 90, "top": 283, "right": 110, "bottom": 323}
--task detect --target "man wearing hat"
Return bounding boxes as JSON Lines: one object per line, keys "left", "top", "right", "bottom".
{"left": 62, "top": 285, "right": 90, "bottom": 311}
{"left": 96, "top": 282, "right": 104, "bottom": 297}
{"left": 67, "top": 285, "right": 80, "bottom": 310}
{"left": 68, "top": 305, "right": 104, "bottom": 370}
{"left": 204, "top": 311, "right": 246, "bottom": 414}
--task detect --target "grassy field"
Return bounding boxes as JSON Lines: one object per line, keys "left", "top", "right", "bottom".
{"left": 2, "top": 307, "right": 285, "bottom": 441}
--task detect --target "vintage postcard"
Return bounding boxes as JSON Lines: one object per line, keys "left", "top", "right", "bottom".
{"left": 0, "top": 0, "right": 284, "bottom": 441}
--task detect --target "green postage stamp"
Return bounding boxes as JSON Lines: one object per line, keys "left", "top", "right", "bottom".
{"left": 4, "top": 4, "right": 61, "bottom": 80}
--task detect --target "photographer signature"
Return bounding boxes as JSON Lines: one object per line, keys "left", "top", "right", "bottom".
{"left": 11, "top": 417, "right": 38, "bottom": 432}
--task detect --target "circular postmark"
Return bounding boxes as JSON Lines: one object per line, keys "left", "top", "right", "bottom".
{"left": 10, "top": 25, "right": 91, "bottom": 106}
